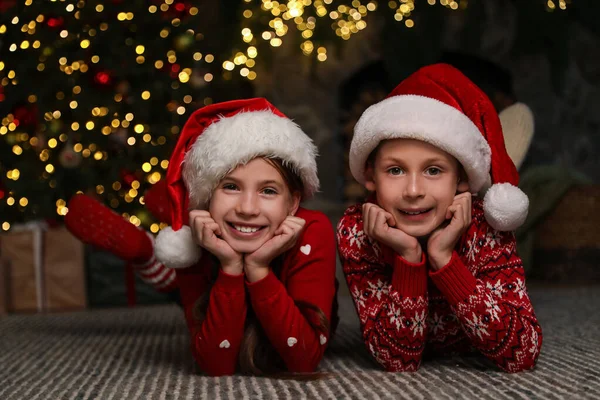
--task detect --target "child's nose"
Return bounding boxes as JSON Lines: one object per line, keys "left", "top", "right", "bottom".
{"left": 404, "top": 174, "right": 425, "bottom": 198}
{"left": 235, "top": 192, "right": 260, "bottom": 216}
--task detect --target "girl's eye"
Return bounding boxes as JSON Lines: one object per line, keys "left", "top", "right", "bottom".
{"left": 262, "top": 188, "right": 278, "bottom": 195}
{"left": 222, "top": 183, "right": 238, "bottom": 191}
{"left": 388, "top": 167, "right": 404, "bottom": 176}
{"left": 426, "top": 167, "right": 441, "bottom": 176}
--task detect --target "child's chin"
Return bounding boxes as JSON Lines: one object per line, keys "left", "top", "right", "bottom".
{"left": 398, "top": 224, "right": 435, "bottom": 239}
{"left": 229, "top": 239, "right": 267, "bottom": 254}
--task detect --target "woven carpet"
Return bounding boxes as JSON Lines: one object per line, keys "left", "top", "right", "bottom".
{"left": 1, "top": 285, "right": 599, "bottom": 400}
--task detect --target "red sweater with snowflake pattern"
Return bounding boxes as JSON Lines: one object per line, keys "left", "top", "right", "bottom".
{"left": 176, "top": 208, "right": 338, "bottom": 376}
{"left": 336, "top": 198, "right": 543, "bottom": 373}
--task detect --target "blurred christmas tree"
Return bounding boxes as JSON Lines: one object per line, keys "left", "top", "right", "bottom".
{"left": 0, "top": 0, "right": 252, "bottom": 232}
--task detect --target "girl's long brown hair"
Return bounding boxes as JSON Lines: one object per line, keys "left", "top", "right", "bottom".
{"left": 193, "top": 157, "right": 331, "bottom": 376}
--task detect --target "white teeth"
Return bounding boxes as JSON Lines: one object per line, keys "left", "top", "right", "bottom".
{"left": 233, "top": 225, "right": 259, "bottom": 233}
{"left": 403, "top": 210, "right": 426, "bottom": 215}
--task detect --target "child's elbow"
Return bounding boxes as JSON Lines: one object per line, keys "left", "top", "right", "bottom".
{"left": 286, "top": 363, "right": 319, "bottom": 374}
{"left": 204, "top": 368, "right": 235, "bottom": 377}
{"left": 193, "top": 349, "right": 237, "bottom": 376}
{"left": 286, "top": 350, "right": 325, "bottom": 373}
{"left": 503, "top": 360, "right": 538, "bottom": 373}
{"left": 381, "top": 360, "right": 421, "bottom": 372}
{"left": 501, "top": 346, "right": 543, "bottom": 373}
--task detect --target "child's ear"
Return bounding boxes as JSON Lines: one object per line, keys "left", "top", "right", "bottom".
{"left": 457, "top": 167, "right": 470, "bottom": 193}
{"left": 457, "top": 180, "right": 470, "bottom": 193}
{"left": 289, "top": 192, "right": 301, "bottom": 216}
{"left": 364, "top": 164, "right": 376, "bottom": 192}
{"left": 456, "top": 168, "right": 469, "bottom": 193}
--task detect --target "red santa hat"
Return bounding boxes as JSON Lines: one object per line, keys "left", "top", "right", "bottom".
{"left": 350, "top": 63, "right": 528, "bottom": 232}
{"left": 155, "top": 98, "right": 319, "bottom": 269}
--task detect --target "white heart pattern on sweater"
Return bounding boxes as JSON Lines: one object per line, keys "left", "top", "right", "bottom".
{"left": 300, "top": 244, "right": 311, "bottom": 255}
{"left": 287, "top": 337, "right": 298, "bottom": 347}
{"left": 219, "top": 340, "right": 230, "bottom": 349}
{"left": 319, "top": 334, "right": 327, "bottom": 345}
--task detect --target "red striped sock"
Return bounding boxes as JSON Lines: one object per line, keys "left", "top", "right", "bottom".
{"left": 133, "top": 234, "right": 178, "bottom": 293}
{"left": 66, "top": 194, "right": 179, "bottom": 293}
{"left": 65, "top": 194, "right": 153, "bottom": 263}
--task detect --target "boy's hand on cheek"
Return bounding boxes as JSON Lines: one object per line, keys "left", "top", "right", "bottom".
{"left": 244, "top": 216, "right": 306, "bottom": 282}
{"left": 427, "top": 192, "right": 472, "bottom": 270}
{"left": 362, "top": 203, "right": 422, "bottom": 264}
{"left": 189, "top": 210, "right": 243, "bottom": 275}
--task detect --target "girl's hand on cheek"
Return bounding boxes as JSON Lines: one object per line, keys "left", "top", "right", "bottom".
{"left": 362, "top": 203, "right": 422, "bottom": 263}
{"left": 189, "top": 210, "right": 243, "bottom": 275}
{"left": 427, "top": 192, "right": 472, "bottom": 270}
{"left": 244, "top": 216, "right": 306, "bottom": 282}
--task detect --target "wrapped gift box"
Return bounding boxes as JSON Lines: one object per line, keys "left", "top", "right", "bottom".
{"left": 0, "top": 223, "right": 87, "bottom": 313}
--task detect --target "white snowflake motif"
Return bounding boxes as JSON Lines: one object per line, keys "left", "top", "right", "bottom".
{"left": 367, "top": 279, "right": 389, "bottom": 300}
{"left": 486, "top": 279, "right": 505, "bottom": 298}
{"left": 465, "top": 233, "right": 479, "bottom": 263}
{"left": 513, "top": 278, "right": 527, "bottom": 299}
{"left": 529, "top": 330, "right": 540, "bottom": 356}
{"left": 427, "top": 312, "right": 445, "bottom": 335}
{"left": 348, "top": 224, "right": 366, "bottom": 249}
{"left": 387, "top": 303, "right": 405, "bottom": 331}
{"left": 464, "top": 312, "right": 490, "bottom": 340}
{"left": 483, "top": 293, "right": 501, "bottom": 322}
{"left": 485, "top": 230, "right": 502, "bottom": 249}
{"left": 352, "top": 286, "right": 367, "bottom": 310}
{"left": 410, "top": 310, "right": 426, "bottom": 337}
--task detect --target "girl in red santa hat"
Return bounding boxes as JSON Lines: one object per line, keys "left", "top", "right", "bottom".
{"left": 65, "top": 98, "right": 338, "bottom": 376}
{"left": 337, "top": 63, "right": 542, "bottom": 373}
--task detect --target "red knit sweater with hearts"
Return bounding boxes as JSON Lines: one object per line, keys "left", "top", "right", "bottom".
{"left": 336, "top": 198, "right": 543, "bottom": 373}
{"left": 176, "top": 208, "right": 338, "bottom": 376}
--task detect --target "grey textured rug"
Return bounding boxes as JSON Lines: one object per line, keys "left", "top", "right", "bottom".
{"left": 1, "top": 286, "right": 599, "bottom": 400}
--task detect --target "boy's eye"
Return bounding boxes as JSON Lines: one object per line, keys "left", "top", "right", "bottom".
{"left": 387, "top": 167, "right": 404, "bottom": 176}
{"left": 426, "top": 167, "right": 441, "bottom": 176}
{"left": 222, "top": 183, "right": 238, "bottom": 191}
{"left": 262, "top": 187, "right": 278, "bottom": 195}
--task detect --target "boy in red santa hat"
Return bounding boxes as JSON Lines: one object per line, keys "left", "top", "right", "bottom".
{"left": 337, "top": 63, "right": 542, "bottom": 373}
{"left": 66, "top": 98, "right": 337, "bottom": 376}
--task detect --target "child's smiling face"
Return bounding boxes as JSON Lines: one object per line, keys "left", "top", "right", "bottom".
{"left": 208, "top": 157, "right": 300, "bottom": 254}
{"left": 365, "top": 138, "right": 469, "bottom": 238}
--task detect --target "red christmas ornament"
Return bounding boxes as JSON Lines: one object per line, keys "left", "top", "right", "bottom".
{"left": 0, "top": 179, "right": 6, "bottom": 200}
{"left": 170, "top": 63, "right": 181, "bottom": 79}
{"left": 13, "top": 104, "right": 39, "bottom": 129}
{"left": 154, "top": 0, "right": 191, "bottom": 20}
{"left": 120, "top": 169, "right": 136, "bottom": 189}
{"left": 94, "top": 71, "right": 112, "bottom": 86}
{"left": 46, "top": 17, "right": 64, "bottom": 29}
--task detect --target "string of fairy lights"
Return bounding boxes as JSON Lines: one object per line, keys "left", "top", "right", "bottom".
{"left": 222, "top": 0, "right": 571, "bottom": 79}
{"left": 0, "top": 0, "right": 572, "bottom": 232}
